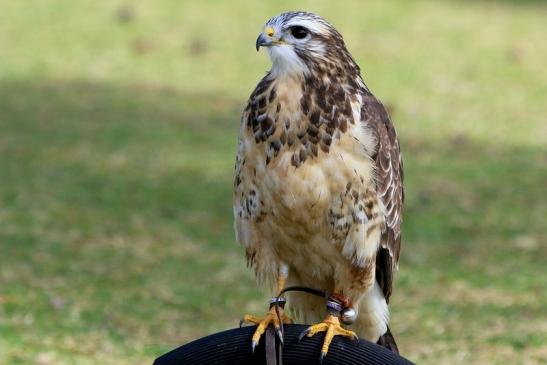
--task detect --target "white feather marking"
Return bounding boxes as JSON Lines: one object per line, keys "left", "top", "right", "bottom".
{"left": 279, "top": 263, "right": 289, "bottom": 277}
{"left": 354, "top": 281, "right": 389, "bottom": 342}
{"left": 268, "top": 45, "right": 309, "bottom": 77}
{"left": 284, "top": 18, "right": 331, "bottom": 35}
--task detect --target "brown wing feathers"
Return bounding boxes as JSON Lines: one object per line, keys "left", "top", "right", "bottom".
{"left": 361, "top": 93, "right": 404, "bottom": 302}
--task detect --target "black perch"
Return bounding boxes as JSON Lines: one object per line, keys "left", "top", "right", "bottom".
{"left": 154, "top": 324, "right": 415, "bottom": 365}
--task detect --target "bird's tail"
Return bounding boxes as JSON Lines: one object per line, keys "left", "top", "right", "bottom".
{"left": 376, "top": 326, "right": 399, "bottom": 354}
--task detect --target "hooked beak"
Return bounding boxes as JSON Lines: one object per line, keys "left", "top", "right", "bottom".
{"left": 255, "top": 33, "right": 271, "bottom": 51}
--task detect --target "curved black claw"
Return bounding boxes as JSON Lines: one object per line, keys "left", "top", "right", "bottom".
{"left": 251, "top": 340, "right": 258, "bottom": 354}
{"left": 319, "top": 351, "right": 327, "bottom": 365}
{"left": 275, "top": 326, "right": 284, "bottom": 345}
{"left": 298, "top": 327, "right": 311, "bottom": 342}
{"left": 239, "top": 319, "right": 244, "bottom": 328}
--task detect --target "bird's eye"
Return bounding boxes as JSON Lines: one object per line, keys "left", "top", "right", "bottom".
{"left": 290, "top": 26, "right": 308, "bottom": 39}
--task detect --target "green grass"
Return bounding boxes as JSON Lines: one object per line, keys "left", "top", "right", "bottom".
{"left": 0, "top": 1, "right": 546, "bottom": 364}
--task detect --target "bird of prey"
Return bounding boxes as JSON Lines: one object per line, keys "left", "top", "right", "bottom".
{"left": 234, "top": 11, "right": 404, "bottom": 360}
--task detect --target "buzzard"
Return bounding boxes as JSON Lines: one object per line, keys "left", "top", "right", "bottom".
{"left": 234, "top": 11, "right": 404, "bottom": 360}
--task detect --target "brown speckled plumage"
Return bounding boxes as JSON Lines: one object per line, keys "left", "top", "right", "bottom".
{"left": 234, "top": 11, "right": 403, "bottom": 351}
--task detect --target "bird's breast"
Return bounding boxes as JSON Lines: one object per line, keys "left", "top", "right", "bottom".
{"left": 250, "top": 136, "right": 374, "bottom": 238}
{"left": 236, "top": 74, "right": 377, "bottom": 269}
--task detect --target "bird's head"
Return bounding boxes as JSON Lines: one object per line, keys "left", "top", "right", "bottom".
{"left": 256, "top": 11, "right": 358, "bottom": 79}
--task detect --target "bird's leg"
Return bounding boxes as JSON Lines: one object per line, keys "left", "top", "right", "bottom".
{"left": 240, "top": 264, "right": 292, "bottom": 352}
{"left": 299, "top": 292, "right": 358, "bottom": 364}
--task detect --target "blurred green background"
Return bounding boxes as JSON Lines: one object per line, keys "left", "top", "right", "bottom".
{"left": 0, "top": 1, "right": 545, "bottom": 364}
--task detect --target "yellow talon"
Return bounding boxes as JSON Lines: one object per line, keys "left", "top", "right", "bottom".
{"left": 240, "top": 306, "right": 292, "bottom": 352}
{"left": 299, "top": 314, "right": 358, "bottom": 363}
